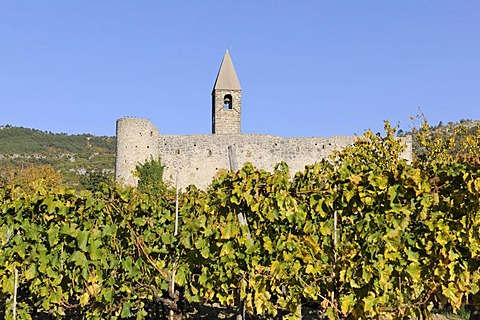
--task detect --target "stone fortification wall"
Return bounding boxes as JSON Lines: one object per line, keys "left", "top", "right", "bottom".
{"left": 160, "top": 134, "right": 357, "bottom": 190}
{"left": 116, "top": 118, "right": 413, "bottom": 190}
{"left": 115, "top": 117, "right": 159, "bottom": 186}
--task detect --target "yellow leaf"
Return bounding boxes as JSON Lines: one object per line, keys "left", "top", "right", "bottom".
{"left": 363, "top": 293, "right": 376, "bottom": 314}
{"left": 87, "top": 283, "right": 102, "bottom": 296}
{"left": 305, "top": 264, "right": 316, "bottom": 274}
{"left": 79, "top": 292, "right": 90, "bottom": 306}
{"left": 349, "top": 174, "right": 362, "bottom": 185}
{"left": 406, "top": 263, "right": 421, "bottom": 282}
{"left": 442, "top": 283, "right": 462, "bottom": 309}
{"left": 340, "top": 294, "right": 355, "bottom": 314}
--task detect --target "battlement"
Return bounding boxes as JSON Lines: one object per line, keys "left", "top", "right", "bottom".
{"left": 115, "top": 118, "right": 412, "bottom": 190}
{"left": 114, "top": 52, "right": 412, "bottom": 189}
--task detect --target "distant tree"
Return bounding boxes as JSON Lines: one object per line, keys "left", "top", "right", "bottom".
{"left": 134, "top": 157, "right": 166, "bottom": 194}
{"left": 80, "top": 171, "right": 113, "bottom": 192}
{"left": 3, "top": 164, "right": 63, "bottom": 190}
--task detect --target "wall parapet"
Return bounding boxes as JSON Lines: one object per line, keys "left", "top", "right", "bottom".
{"left": 115, "top": 118, "right": 413, "bottom": 190}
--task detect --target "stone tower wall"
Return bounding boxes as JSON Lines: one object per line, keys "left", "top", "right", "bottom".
{"left": 212, "top": 90, "right": 241, "bottom": 134}
{"left": 115, "top": 117, "right": 160, "bottom": 186}
{"left": 115, "top": 118, "right": 413, "bottom": 190}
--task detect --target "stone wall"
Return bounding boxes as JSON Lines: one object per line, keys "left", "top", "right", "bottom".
{"left": 115, "top": 117, "right": 159, "bottom": 186}
{"left": 159, "top": 134, "right": 354, "bottom": 189}
{"left": 212, "top": 90, "right": 242, "bottom": 134}
{"left": 115, "top": 117, "right": 413, "bottom": 190}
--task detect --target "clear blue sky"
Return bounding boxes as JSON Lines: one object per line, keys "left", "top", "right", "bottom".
{"left": 1, "top": 1, "right": 479, "bottom": 137}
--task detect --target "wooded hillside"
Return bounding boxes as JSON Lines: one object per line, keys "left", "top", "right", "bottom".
{"left": 0, "top": 126, "right": 115, "bottom": 188}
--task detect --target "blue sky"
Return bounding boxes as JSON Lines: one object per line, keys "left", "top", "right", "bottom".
{"left": 1, "top": 1, "right": 479, "bottom": 137}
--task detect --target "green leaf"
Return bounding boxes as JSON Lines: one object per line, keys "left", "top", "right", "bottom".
{"left": 220, "top": 241, "right": 234, "bottom": 257}
{"left": 89, "top": 240, "right": 102, "bottom": 261}
{"left": 25, "top": 263, "right": 37, "bottom": 280}
{"left": 77, "top": 230, "right": 89, "bottom": 252}
{"left": 161, "top": 232, "right": 173, "bottom": 245}
{"left": 47, "top": 225, "right": 60, "bottom": 246}
{"left": 200, "top": 246, "right": 210, "bottom": 258}
{"left": 102, "top": 287, "right": 113, "bottom": 303}
{"left": 71, "top": 251, "right": 88, "bottom": 267}
{"left": 121, "top": 301, "right": 132, "bottom": 318}
{"left": 245, "top": 238, "right": 257, "bottom": 254}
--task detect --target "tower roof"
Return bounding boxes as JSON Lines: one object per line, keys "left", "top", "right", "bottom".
{"left": 213, "top": 50, "right": 241, "bottom": 91}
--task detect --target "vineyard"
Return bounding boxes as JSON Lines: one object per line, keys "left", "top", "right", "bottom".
{"left": 1, "top": 120, "right": 480, "bottom": 319}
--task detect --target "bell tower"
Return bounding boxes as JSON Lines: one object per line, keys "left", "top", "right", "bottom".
{"left": 212, "top": 50, "right": 242, "bottom": 134}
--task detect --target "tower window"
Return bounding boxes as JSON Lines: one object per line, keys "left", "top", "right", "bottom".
{"left": 223, "top": 94, "right": 233, "bottom": 110}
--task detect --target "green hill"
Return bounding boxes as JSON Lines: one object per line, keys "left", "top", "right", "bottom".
{"left": 1, "top": 119, "right": 478, "bottom": 190}
{"left": 0, "top": 125, "right": 116, "bottom": 188}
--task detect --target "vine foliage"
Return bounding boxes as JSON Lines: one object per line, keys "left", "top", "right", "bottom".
{"left": 1, "top": 120, "right": 480, "bottom": 319}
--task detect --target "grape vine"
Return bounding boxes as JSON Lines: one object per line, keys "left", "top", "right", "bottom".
{"left": 1, "top": 120, "right": 480, "bottom": 319}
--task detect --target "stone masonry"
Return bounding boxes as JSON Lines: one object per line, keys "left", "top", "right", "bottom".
{"left": 212, "top": 90, "right": 241, "bottom": 134}
{"left": 115, "top": 51, "right": 413, "bottom": 190}
{"left": 211, "top": 50, "right": 242, "bottom": 134}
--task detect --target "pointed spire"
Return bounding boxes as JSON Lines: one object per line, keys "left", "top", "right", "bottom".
{"left": 213, "top": 50, "right": 241, "bottom": 91}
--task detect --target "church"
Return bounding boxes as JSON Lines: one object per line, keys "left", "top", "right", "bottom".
{"left": 115, "top": 51, "right": 412, "bottom": 189}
